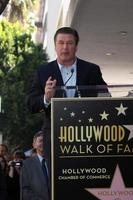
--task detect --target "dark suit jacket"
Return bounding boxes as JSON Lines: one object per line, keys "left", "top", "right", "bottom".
{"left": 27, "top": 58, "right": 109, "bottom": 165}
{"left": 27, "top": 57, "right": 108, "bottom": 118}
{"left": 0, "top": 166, "right": 7, "bottom": 200}
{"left": 20, "top": 156, "right": 49, "bottom": 200}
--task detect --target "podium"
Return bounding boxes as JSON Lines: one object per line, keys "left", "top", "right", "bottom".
{"left": 51, "top": 85, "right": 133, "bottom": 200}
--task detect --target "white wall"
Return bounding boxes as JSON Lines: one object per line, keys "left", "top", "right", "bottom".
{"left": 46, "top": 0, "right": 62, "bottom": 61}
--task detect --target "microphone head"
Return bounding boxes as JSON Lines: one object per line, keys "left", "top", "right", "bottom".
{"left": 71, "top": 68, "right": 74, "bottom": 73}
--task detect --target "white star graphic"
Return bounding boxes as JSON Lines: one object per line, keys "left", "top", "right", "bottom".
{"left": 88, "top": 118, "right": 93, "bottom": 123}
{"left": 115, "top": 103, "right": 128, "bottom": 116}
{"left": 78, "top": 119, "right": 81, "bottom": 123}
{"left": 82, "top": 110, "right": 85, "bottom": 114}
{"left": 123, "top": 125, "right": 133, "bottom": 140}
{"left": 100, "top": 111, "right": 109, "bottom": 120}
{"left": 60, "top": 118, "right": 63, "bottom": 121}
{"left": 70, "top": 112, "right": 75, "bottom": 117}
{"left": 64, "top": 107, "right": 67, "bottom": 111}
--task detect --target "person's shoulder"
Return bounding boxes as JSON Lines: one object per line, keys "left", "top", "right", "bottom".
{"left": 37, "top": 60, "right": 57, "bottom": 72}
{"left": 22, "top": 156, "right": 36, "bottom": 166}
{"left": 77, "top": 58, "right": 99, "bottom": 68}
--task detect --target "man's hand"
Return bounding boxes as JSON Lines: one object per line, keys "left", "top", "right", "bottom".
{"left": 44, "top": 76, "right": 57, "bottom": 102}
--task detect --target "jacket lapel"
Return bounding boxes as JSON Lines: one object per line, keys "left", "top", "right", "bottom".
{"left": 34, "top": 156, "right": 47, "bottom": 185}
{"left": 52, "top": 60, "right": 64, "bottom": 86}
{"left": 52, "top": 61, "right": 65, "bottom": 97}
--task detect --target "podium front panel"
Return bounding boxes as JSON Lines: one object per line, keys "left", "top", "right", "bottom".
{"left": 51, "top": 97, "right": 133, "bottom": 200}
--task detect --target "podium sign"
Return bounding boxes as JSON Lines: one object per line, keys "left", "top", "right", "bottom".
{"left": 51, "top": 97, "right": 133, "bottom": 200}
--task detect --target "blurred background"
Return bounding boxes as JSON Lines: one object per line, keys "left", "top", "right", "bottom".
{"left": 0, "top": 0, "right": 133, "bottom": 151}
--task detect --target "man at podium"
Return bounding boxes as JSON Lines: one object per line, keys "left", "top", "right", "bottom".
{"left": 27, "top": 27, "right": 108, "bottom": 167}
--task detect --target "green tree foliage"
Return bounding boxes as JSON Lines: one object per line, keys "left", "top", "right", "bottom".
{"left": 5, "top": 0, "right": 37, "bottom": 23}
{"left": 0, "top": 18, "right": 48, "bottom": 151}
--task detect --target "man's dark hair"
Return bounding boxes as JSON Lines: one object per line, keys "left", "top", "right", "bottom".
{"left": 33, "top": 130, "right": 44, "bottom": 141}
{"left": 13, "top": 150, "right": 26, "bottom": 159}
{"left": 54, "top": 27, "right": 79, "bottom": 45}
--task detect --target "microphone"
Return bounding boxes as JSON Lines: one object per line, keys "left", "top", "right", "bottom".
{"left": 64, "top": 68, "right": 74, "bottom": 86}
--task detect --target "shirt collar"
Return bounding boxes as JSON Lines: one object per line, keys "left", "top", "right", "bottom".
{"left": 37, "top": 154, "right": 43, "bottom": 163}
{"left": 57, "top": 58, "right": 77, "bottom": 71}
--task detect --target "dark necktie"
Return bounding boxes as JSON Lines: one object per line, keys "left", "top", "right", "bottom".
{"left": 42, "top": 158, "right": 49, "bottom": 185}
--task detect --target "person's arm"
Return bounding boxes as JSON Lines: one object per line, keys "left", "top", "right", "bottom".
{"left": 26, "top": 69, "right": 46, "bottom": 113}
{"left": 27, "top": 67, "right": 56, "bottom": 114}
{"left": 44, "top": 76, "right": 57, "bottom": 103}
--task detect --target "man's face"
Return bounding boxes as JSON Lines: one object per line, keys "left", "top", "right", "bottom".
{"left": 0, "top": 145, "right": 7, "bottom": 156}
{"left": 55, "top": 33, "right": 78, "bottom": 65}
{"left": 33, "top": 136, "right": 44, "bottom": 154}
